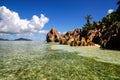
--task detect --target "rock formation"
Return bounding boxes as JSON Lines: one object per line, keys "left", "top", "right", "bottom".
{"left": 46, "top": 0, "right": 120, "bottom": 50}
{"left": 46, "top": 28, "right": 60, "bottom": 42}
{"left": 46, "top": 25, "right": 120, "bottom": 50}
{"left": 46, "top": 28, "right": 96, "bottom": 46}
{"left": 100, "top": 24, "right": 120, "bottom": 50}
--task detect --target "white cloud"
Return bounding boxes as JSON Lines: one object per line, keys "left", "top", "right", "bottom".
{"left": 16, "top": 33, "right": 34, "bottom": 36}
{"left": 62, "top": 31, "right": 66, "bottom": 34}
{"left": 107, "top": 9, "right": 114, "bottom": 14}
{"left": 38, "top": 30, "right": 48, "bottom": 34}
{"left": 0, "top": 33, "right": 10, "bottom": 36}
{"left": 0, "top": 6, "right": 49, "bottom": 35}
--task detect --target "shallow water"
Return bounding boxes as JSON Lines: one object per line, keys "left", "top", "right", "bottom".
{"left": 0, "top": 41, "right": 120, "bottom": 80}
{"left": 51, "top": 44, "right": 120, "bottom": 65}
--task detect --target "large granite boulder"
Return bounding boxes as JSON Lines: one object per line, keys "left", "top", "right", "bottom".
{"left": 66, "top": 38, "right": 74, "bottom": 45}
{"left": 92, "top": 31, "right": 102, "bottom": 44}
{"left": 100, "top": 24, "right": 120, "bottom": 50}
{"left": 46, "top": 28, "right": 60, "bottom": 42}
{"left": 87, "top": 30, "right": 96, "bottom": 43}
{"left": 72, "top": 28, "right": 81, "bottom": 36}
{"left": 46, "top": 21, "right": 120, "bottom": 50}
{"left": 101, "top": 32, "right": 120, "bottom": 50}
{"left": 80, "top": 37, "right": 87, "bottom": 46}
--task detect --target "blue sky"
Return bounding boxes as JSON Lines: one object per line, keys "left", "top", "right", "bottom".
{"left": 0, "top": 0, "right": 118, "bottom": 40}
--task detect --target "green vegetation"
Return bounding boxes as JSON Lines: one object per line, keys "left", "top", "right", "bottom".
{"left": 85, "top": 15, "right": 92, "bottom": 26}
{"left": 84, "top": 0, "right": 120, "bottom": 30}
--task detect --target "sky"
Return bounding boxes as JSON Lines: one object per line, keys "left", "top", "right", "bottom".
{"left": 0, "top": 0, "right": 118, "bottom": 40}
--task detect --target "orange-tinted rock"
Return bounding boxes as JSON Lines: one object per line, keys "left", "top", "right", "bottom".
{"left": 80, "top": 37, "right": 87, "bottom": 46}
{"left": 46, "top": 28, "right": 60, "bottom": 42}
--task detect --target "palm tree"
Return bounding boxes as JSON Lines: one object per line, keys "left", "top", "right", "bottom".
{"left": 117, "top": 0, "right": 120, "bottom": 13}
{"left": 117, "top": 0, "right": 120, "bottom": 5}
{"left": 116, "top": 0, "right": 120, "bottom": 21}
{"left": 85, "top": 15, "right": 92, "bottom": 25}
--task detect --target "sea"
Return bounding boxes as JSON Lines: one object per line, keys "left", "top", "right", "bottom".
{"left": 0, "top": 41, "right": 120, "bottom": 80}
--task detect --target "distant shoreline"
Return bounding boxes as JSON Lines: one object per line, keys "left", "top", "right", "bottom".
{"left": 0, "top": 38, "right": 32, "bottom": 41}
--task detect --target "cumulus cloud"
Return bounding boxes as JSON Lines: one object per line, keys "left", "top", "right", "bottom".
{"left": 38, "top": 30, "right": 48, "bottom": 34}
{"left": 0, "top": 6, "right": 49, "bottom": 35}
{"left": 107, "top": 9, "right": 114, "bottom": 14}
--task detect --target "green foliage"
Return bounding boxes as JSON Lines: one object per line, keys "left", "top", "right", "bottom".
{"left": 117, "top": 0, "right": 120, "bottom": 14}
{"left": 102, "top": 0, "right": 120, "bottom": 26}
{"left": 84, "top": 22, "right": 97, "bottom": 30}
{"left": 85, "top": 15, "right": 92, "bottom": 25}
{"left": 83, "top": 0, "right": 120, "bottom": 30}
{"left": 102, "top": 12, "right": 120, "bottom": 27}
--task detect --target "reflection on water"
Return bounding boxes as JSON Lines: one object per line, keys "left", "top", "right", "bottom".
{"left": 0, "top": 41, "right": 120, "bottom": 80}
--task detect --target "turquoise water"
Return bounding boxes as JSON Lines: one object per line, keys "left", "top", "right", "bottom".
{"left": 0, "top": 41, "right": 120, "bottom": 80}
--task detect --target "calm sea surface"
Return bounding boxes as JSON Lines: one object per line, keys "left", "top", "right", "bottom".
{"left": 0, "top": 41, "right": 120, "bottom": 80}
